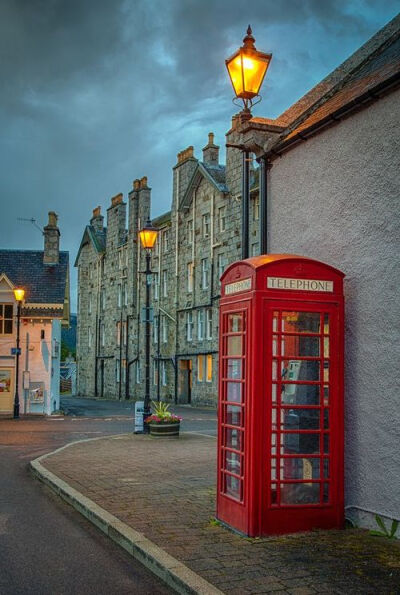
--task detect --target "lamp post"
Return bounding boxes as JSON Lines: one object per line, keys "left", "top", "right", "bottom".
{"left": 13, "top": 288, "right": 25, "bottom": 419}
{"left": 138, "top": 219, "right": 158, "bottom": 433}
{"left": 226, "top": 26, "right": 272, "bottom": 258}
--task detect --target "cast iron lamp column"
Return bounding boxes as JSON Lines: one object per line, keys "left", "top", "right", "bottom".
{"left": 226, "top": 26, "right": 272, "bottom": 258}
{"left": 138, "top": 219, "right": 158, "bottom": 433}
{"left": 13, "top": 288, "right": 25, "bottom": 419}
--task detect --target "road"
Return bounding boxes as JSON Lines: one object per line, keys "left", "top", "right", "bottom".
{"left": 0, "top": 397, "right": 217, "bottom": 595}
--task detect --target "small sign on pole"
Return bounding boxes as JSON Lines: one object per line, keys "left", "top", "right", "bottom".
{"left": 134, "top": 400, "right": 144, "bottom": 434}
{"left": 11, "top": 347, "right": 21, "bottom": 355}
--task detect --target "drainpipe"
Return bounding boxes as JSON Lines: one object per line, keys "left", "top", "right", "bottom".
{"left": 242, "top": 151, "right": 250, "bottom": 259}
{"left": 259, "top": 157, "right": 272, "bottom": 254}
{"left": 118, "top": 311, "right": 123, "bottom": 399}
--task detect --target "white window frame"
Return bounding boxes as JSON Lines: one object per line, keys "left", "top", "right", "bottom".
{"left": 162, "top": 229, "right": 170, "bottom": 253}
{"left": 251, "top": 242, "right": 259, "bottom": 257}
{"left": 206, "top": 354, "right": 212, "bottom": 383}
{"left": 186, "top": 311, "right": 193, "bottom": 342}
{"left": 88, "top": 327, "right": 92, "bottom": 348}
{"left": 161, "top": 361, "right": 167, "bottom": 386}
{"left": 187, "top": 220, "right": 193, "bottom": 244}
{"left": 136, "top": 362, "right": 141, "bottom": 384}
{"left": 217, "top": 254, "right": 226, "bottom": 278}
{"left": 197, "top": 355, "right": 204, "bottom": 382}
{"left": 88, "top": 293, "right": 92, "bottom": 314}
{"left": 206, "top": 308, "right": 212, "bottom": 340}
{"left": 202, "top": 213, "right": 210, "bottom": 238}
{"left": 154, "top": 272, "right": 159, "bottom": 300}
{"left": 187, "top": 262, "right": 194, "bottom": 293}
{"left": 197, "top": 309, "right": 204, "bottom": 341}
{"left": 118, "top": 284, "right": 122, "bottom": 307}
{"left": 161, "top": 314, "right": 168, "bottom": 343}
{"left": 116, "top": 359, "right": 120, "bottom": 383}
{"left": 154, "top": 315, "right": 159, "bottom": 343}
{"left": 162, "top": 270, "right": 168, "bottom": 298}
{"left": 201, "top": 258, "right": 209, "bottom": 289}
{"left": 253, "top": 196, "right": 260, "bottom": 221}
{"left": 218, "top": 205, "right": 226, "bottom": 232}
{"left": 101, "top": 323, "right": 105, "bottom": 347}
{"left": 0, "top": 303, "right": 13, "bottom": 336}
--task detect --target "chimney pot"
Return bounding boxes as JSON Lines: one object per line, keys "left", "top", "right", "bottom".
{"left": 111, "top": 193, "right": 123, "bottom": 207}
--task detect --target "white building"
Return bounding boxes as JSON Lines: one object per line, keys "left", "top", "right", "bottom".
{"left": 0, "top": 213, "right": 70, "bottom": 415}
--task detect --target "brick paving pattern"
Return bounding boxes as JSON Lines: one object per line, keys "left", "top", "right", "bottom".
{"left": 42, "top": 433, "right": 400, "bottom": 594}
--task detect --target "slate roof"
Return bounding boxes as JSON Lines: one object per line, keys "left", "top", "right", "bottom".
{"left": 0, "top": 250, "right": 69, "bottom": 305}
{"left": 201, "top": 163, "right": 228, "bottom": 193}
{"left": 152, "top": 211, "right": 172, "bottom": 228}
{"left": 74, "top": 225, "right": 107, "bottom": 266}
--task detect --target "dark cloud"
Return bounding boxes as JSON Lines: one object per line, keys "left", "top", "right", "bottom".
{"left": 0, "top": 0, "right": 398, "bottom": 310}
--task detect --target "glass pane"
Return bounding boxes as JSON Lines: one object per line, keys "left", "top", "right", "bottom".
{"left": 272, "top": 312, "right": 278, "bottom": 332}
{"left": 271, "top": 433, "right": 277, "bottom": 455}
{"left": 280, "top": 408, "right": 320, "bottom": 430}
{"left": 323, "top": 482, "right": 329, "bottom": 503}
{"left": 324, "top": 338, "right": 329, "bottom": 357}
{"left": 4, "top": 305, "right": 13, "bottom": 318}
{"left": 324, "top": 409, "right": 329, "bottom": 429}
{"left": 323, "top": 361, "right": 329, "bottom": 382}
{"left": 224, "top": 475, "right": 241, "bottom": 499}
{"left": 280, "top": 457, "right": 320, "bottom": 480}
{"left": 281, "top": 432, "right": 320, "bottom": 455}
{"left": 272, "top": 360, "right": 278, "bottom": 380}
{"left": 272, "top": 336, "right": 278, "bottom": 356}
{"left": 226, "top": 382, "right": 242, "bottom": 403}
{"left": 281, "top": 336, "right": 320, "bottom": 357}
{"left": 224, "top": 451, "right": 241, "bottom": 474}
{"left": 281, "top": 312, "right": 321, "bottom": 333}
{"left": 323, "top": 385, "right": 329, "bottom": 406}
{"left": 323, "top": 459, "right": 330, "bottom": 478}
{"left": 225, "top": 428, "right": 242, "bottom": 450}
{"left": 227, "top": 335, "right": 242, "bottom": 356}
{"left": 226, "top": 405, "right": 242, "bottom": 427}
{"left": 324, "top": 314, "right": 329, "bottom": 333}
{"left": 272, "top": 384, "right": 277, "bottom": 403}
{"left": 271, "top": 458, "right": 277, "bottom": 480}
{"left": 228, "top": 313, "right": 243, "bottom": 333}
{"left": 271, "top": 483, "right": 278, "bottom": 504}
{"left": 280, "top": 483, "right": 320, "bottom": 505}
{"left": 227, "top": 359, "right": 242, "bottom": 379}
{"left": 281, "top": 359, "right": 320, "bottom": 382}
{"left": 281, "top": 384, "right": 320, "bottom": 405}
{"left": 4, "top": 320, "right": 13, "bottom": 334}
{"left": 324, "top": 433, "right": 329, "bottom": 454}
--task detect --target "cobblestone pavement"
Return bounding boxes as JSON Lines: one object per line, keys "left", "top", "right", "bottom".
{"left": 40, "top": 432, "right": 400, "bottom": 594}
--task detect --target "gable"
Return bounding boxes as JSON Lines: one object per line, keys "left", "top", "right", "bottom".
{"left": 179, "top": 163, "right": 227, "bottom": 211}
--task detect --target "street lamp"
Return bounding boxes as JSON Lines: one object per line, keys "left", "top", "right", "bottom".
{"left": 226, "top": 26, "right": 272, "bottom": 258}
{"left": 138, "top": 219, "right": 158, "bottom": 433}
{"left": 13, "top": 287, "right": 25, "bottom": 419}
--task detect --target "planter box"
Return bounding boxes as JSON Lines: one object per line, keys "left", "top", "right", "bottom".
{"left": 149, "top": 422, "right": 180, "bottom": 437}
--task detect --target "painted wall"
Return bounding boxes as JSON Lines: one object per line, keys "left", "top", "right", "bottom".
{"left": 269, "top": 89, "right": 400, "bottom": 530}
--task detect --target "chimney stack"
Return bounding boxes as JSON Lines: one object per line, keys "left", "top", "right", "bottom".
{"left": 43, "top": 211, "right": 60, "bottom": 265}
{"left": 90, "top": 206, "right": 104, "bottom": 233}
{"left": 202, "top": 132, "right": 219, "bottom": 165}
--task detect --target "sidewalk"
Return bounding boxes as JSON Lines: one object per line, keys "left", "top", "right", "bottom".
{"left": 31, "top": 432, "right": 400, "bottom": 594}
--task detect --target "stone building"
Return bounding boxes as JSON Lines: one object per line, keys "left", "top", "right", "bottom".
{"left": 75, "top": 134, "right": 259, "bottom": 405}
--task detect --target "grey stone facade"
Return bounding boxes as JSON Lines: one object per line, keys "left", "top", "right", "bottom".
{"left": 75, "top": 137, "right": 257, "bottom": 405}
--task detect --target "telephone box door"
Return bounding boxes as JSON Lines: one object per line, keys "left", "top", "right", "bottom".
{"left": 263, "top": 301, "right": 343, "bottom": 534}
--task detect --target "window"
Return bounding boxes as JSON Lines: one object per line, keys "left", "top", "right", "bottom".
{"left": 187, "top": 262, "right": 194, "bottom": 293}
{"left": 253, "top": 196, "right": 260, "bottom": 221}
{"left": 251, "top": 242, "right": 259, "bottom": 257}
{"left": 116, "top": 321, "right": 121, "bottom": 346}
{"left": 187, "top": 220, "right": 193, "bottom": 244}
{"left": 202, "top": 213, "right": 210, "bottom": 238}
{"left": 154, "top": 315, "right": 159, "bottom": 343}
{"left": 206, "top": 309, "right": 213, "bottom": 340}
{"left": 88, "top": 293, "right": 92, "bottom": 314}
{"left": 118, "top": 250, "right": 123, "bottom": 269}
{"left": 88, "top": 327, "right": 92, "bottom": 348}
{"left": 201, "top": 258, "right": 209, "bottom": 289}
{"left": 116, "top": 359, "right": 120, "bottom": 383}
{"left": 162, "top": 229, "right": 170, "bottom": 253}
{"left": 161, "top": 315, "right": 168, "bottom": 343}
{"left": 122, "top": 321, "right": 127, "bottom": 346}
{"left": 154, "top": 272, "right": 159, "bottom": 300}
{"left": 121, "top": 359, "right": 126, "bottom": 383}
{"left": 136, "top": 362, "right": 141, "bottom": 384}
{"left": 186, "top": 311, "right": 193, "bottom": 341}
{"left": 217, "top": 254, "right": 227, "bottom": 279}
{"left": 197, "top": 355, "right": 204, "bottom": 382}
{"left": 218, "top": 206, "right": 226, "bottom": 232}
{"left": 100, "top": 289, "right": 105, "bottom": 311}
{"left": 162, "top": 270, "right": 168, "bottom": 298}
{"left": 153, "top": 361, "right": 158, "bottom": 386}
{"left": 198, "top": 309, "right": 205, "bottom": 341}
{"left": 89, "top": 264, "right": 93, "bottom": 280}
{"left": 161, "top": 361, "right": 167, "bottom": 386}
{"left": 123, "top": 281, "right": 128, "bottom": 306}
{"left": 117, "top": 284, "right": 122, "bottom": 307}
{"left": 100, "top": 323, "right": 105, "bottom": 347}
{"left": 206, "top": 354, "right": 213, "bottom": 382}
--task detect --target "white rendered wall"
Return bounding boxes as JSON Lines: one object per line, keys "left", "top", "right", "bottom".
{"left": 269, "top": 89, "right": 400, "bottom": 530}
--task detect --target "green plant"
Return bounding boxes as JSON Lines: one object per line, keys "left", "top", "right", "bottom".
{"left": 144, "top": 401, "right": 182, "bottom": 424}
{"left": 370, "top": 515, "right": 399, "bottom": 539}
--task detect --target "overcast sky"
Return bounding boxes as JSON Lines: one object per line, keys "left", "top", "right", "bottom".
{"left": 1, "top": 0, "right": 398, "bottom": 312}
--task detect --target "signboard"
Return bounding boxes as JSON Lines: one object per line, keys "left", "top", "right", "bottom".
{"left": 11, "top": 347, "right": 21, "bottom": 355}
{"left": 0, "top": 369, "right": 11, "bottom": 393}
{"left": 30, "top": 382, "right": 45, "bottom": 403}
{"left": 225, "top": 278, "right": 252, "bottom": 296}
{"left": 267, "top": 277, "right": 333, "bottom": 292}
{"left": 134, "top": 400, "right": 144, "bottom": 433}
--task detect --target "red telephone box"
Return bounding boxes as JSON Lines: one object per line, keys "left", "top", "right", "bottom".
{"left": 217, "top": 254, "right": 344, "bottom": 536}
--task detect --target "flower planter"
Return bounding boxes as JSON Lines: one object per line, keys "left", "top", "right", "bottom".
{"left": 149, "top": 422, "right": 180, "bottom": 437}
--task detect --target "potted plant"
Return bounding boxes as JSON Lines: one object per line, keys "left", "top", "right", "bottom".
{"left": 145, "top": 401, "right": 182, "bottom": 437}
